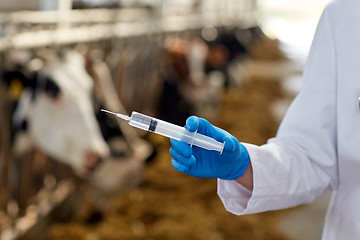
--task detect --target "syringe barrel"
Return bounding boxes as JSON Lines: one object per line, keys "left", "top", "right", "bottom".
{"left": 128, "top": 111, "right": 158, "bottom": 132}
{"left": 128, "top": 112, "right": 224, "bottom": 153}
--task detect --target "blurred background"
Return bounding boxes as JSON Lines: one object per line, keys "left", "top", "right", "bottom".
{"left": 0, "top": 0, "right": 331, "bottom": 239}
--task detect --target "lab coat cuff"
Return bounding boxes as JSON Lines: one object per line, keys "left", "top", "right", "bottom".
{"left": 217, "top": 179, "right": 252, "bottom": 215}
{"left": 239, "top": 142, "right": 279, "bottom": 214}
{"left": 217, "top": 142, "right": 276, "bottom": 215}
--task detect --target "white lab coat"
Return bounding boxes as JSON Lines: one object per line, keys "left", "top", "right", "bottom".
{"left": 217, "top": 0, "right": 360, "bottom": 239}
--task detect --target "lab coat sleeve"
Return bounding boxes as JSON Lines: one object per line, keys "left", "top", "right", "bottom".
{"left": 218, "top": 6, "right": 338, "bottom": 215}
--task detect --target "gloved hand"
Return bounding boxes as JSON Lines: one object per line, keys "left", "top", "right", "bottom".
{"left": 169, "top": 116, "right": 250, "bottom": 180}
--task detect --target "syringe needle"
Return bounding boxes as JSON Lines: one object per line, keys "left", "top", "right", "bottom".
{"left": 101, "top": 109, "right": 130, "bottom": 121}
{"left": 101, "top": 109, "right": 117, "bottom": 115}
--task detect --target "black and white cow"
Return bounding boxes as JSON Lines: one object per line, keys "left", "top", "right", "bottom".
{"left": 3, "top": 50, "right": 109, "bottom": 177}
{"left": 2, "top": 49, "right": 148, "bottom": 223}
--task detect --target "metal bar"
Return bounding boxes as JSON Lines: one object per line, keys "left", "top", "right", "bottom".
{"left": 0, "top": 8, "right": 151, "bottom": 24}
{"left": 0, "top": 10, "right": 257, "bottom": 51}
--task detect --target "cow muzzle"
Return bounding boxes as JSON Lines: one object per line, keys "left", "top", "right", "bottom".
{"left": 82, "top": 150, "right": 105, "bottom": 175}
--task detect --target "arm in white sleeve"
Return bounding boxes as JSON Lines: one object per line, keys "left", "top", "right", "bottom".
{"left": 218, "top": 6, "right": 339, "bottom": 215}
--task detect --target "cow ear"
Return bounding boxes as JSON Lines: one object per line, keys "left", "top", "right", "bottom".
{"left": 9, "top": 78, "right": 24, "bottom": 101}
{"left": 2, "top": 71, "right": 25, "bottom": 101}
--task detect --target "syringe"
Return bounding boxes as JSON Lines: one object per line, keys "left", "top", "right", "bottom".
{"left": 101, "top": 109, "right": 224, "bottom": 153}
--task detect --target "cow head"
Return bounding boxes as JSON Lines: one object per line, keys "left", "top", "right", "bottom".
{"left": 3, "top": 50, "right": 110, "bottom": 177}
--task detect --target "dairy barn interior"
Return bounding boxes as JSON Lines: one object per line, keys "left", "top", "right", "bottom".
{"left": 0, "top": 0, "right": 331, "bottom": 239}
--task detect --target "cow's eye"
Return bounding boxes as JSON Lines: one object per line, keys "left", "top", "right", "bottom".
{"left": 45, "top": 78, "right": 61, "bottom": 99}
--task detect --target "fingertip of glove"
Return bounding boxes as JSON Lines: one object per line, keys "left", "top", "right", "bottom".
{"left": 185, "top": 116, "right": 199, "bottom": 132}
{"left": 170, "top": 140, "right": 192, "bottom": 158}
{"left": 169, "top": 147, "right": 176, "bottom": 159}
{"left": 224, "top": 136, "right": 238, "bottom": 152}
{"left": 170, "top": 138, "right": 178, "bottom": 146}
{"left": 171, "top": 159, "right": 189, "bottom": 172}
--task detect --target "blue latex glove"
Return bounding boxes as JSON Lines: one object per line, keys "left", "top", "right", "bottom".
{"left": 169, "top": 116, "right": 250, "bottom": 180}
